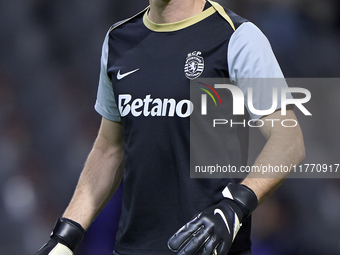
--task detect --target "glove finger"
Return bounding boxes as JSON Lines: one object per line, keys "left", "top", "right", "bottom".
{"left": 177, "top": 226, "right": 212, "bottom": 255}
{"left": 216, "top": 241, "right": 230, "bottom": 255}
{"left": 200, "top": 236, "right": 219, "bottom": 255}
{"left": 168, "top": 215, "right": 204, "bottom": 251}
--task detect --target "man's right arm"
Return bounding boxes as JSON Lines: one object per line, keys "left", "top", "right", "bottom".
{"left": 35, "top": 117, "right": 124, "bottom": 254}
{"left": 63, "top": 117, "right": 124, "bottom": 229}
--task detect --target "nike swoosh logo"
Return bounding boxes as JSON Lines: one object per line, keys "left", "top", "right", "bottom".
{"left": 117, "top": 68, "right": 139, "bottom": 80}
{"left": 214, "top": 209, "right": 231, "bottom": 233}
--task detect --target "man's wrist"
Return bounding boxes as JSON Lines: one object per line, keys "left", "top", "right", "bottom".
{"left": 222, "top": 183, "right": 258, "bottom": 218}
{"left": 51, "top": 217, "right": 85, "bottom": 252}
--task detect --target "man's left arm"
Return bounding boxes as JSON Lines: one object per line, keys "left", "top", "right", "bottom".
{"left": 241, "top": 108, "right": 305, "bottom": 204}
{"left": 168, "top": 15, "right": 305, "bottom": 255}
{"left": 168, "top": 109, "right": 305, "bottom": 255}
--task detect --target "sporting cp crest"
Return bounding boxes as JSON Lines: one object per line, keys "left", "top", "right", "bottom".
{"left": 184, "top": 51, "right": 204, "bottom": 80}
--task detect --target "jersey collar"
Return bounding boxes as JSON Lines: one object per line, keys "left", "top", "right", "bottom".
{"left": 143, "top": 5, "right": 216, "bottom": 32}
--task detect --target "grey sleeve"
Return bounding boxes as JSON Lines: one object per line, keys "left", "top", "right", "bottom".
{"left": 94, "top": 30, "right": 122, "bottom": 122}
{"left": 227, "top": 22, "right": 292, "bottom": 121}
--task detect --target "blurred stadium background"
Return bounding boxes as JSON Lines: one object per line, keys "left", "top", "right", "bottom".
{"left": 0, "top": 0, "right": 340, "bottom": 254}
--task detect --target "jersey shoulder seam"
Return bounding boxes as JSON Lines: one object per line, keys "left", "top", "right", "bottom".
{"left": 208, "top": 0, "right": 236, "bottom": 31}
{"left": 208, "top": 0, "right": 248, "bottom": 31}
{"left": 109, "top": 6, "right": 149, "bottom": 32}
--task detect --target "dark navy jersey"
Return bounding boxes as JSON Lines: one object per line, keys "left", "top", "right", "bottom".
{"left": 95, "top": 1, "right": 288, "bottom": 254}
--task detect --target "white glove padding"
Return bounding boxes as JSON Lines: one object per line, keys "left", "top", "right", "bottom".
{"left": 36, "top": 239, "right": 73, "bottom": 255}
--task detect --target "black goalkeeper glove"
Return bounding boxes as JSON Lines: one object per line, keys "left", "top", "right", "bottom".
{"left": 168, "top": 183, "right": 258, "bottom": 255}
{"left": 35, "top": 217, "right": 85, "bottom": 255}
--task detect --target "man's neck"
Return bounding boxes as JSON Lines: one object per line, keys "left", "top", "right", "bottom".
{"left": 148, "top": 0, "right": 207, "bottom": 24}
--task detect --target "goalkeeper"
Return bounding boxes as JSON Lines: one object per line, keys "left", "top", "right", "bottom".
{"left": 35, "top": 0, "right": 305, "bottom": 254}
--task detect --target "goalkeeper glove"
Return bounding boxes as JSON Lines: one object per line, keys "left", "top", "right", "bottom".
{"left": 168, "top": 183, "right": 258, "bottom": 255}
{"left": 35, "top": 217, "right": 85, "bottom": 255}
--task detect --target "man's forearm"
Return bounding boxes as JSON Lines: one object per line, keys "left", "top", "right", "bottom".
{"left": 242, "top": 111, "right": 305, "bottom": 204}
{"left": 63, "top": 137, "right": 124, "bottom": 230}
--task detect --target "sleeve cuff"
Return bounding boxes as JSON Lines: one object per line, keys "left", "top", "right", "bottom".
{"left": 95, "top": 102, "right": 121, "bottom": 122}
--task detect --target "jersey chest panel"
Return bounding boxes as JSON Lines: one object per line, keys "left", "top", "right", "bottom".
{"left": 107, "top": 12, "right": 235, "bottom": 122}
